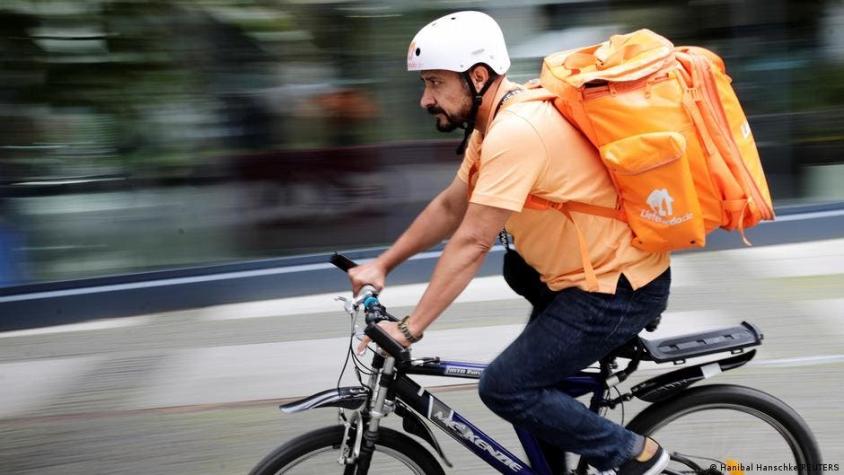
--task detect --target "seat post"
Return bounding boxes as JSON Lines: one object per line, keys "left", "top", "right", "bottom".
{"left": 599, "top": 355, "right": 618, "bottom": 381}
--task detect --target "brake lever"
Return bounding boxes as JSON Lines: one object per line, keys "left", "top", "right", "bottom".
{"left": 335, "top": 296, "right": 356, "bottom": 317}
{"left": 336, "top": 285, "right": 379, "bottom": 317}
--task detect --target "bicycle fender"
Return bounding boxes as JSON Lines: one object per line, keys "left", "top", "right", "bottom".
{"left": 395, "top": 400, "right": 453, "bottom": 468}
{"left": 632, "top": 349, "right": 756, "bottom": 402}
{"left": 280, "top": 386, "right": 368, "bottom": 413}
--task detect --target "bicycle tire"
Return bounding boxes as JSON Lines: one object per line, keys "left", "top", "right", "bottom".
{"left": 249, "top": 425, "right": 446, "bottom": 475}
{"left": 626, "top": 384, "right": 823, "bottom": 475}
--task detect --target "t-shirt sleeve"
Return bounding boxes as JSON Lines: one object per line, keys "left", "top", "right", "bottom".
{"left": 456, "top": 131, "right": 483, "bottom": 184}
{"left": 469, "top": 114, "right": 547, "bottom": 212}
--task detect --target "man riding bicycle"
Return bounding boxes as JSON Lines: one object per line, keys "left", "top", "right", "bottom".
{"left": 350, "top": 11, "right": 671, "bottom": 475}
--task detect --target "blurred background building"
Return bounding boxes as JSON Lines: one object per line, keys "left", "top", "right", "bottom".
{"left": 1, "top": 0, "right": 842, "bottom": 287}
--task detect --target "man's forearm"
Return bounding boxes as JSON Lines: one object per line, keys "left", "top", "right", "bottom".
{"left": 377, "top": 194, "right": 464, "bottom": 273}
{"left": 407, "top": 232, "right": 490, "bottom": 335}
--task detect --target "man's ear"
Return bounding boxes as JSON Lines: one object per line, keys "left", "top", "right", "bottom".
{"left": 469, "top": 65, "right": 491, "bottom": 91}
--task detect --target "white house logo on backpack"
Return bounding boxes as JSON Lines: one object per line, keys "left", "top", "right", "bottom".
{"left": 641, "top": 188, "right": 693, "bottom": 226}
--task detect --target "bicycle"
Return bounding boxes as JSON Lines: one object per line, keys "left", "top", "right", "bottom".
{"left": 249, "top": 254, "right": 822, "bottom": 475}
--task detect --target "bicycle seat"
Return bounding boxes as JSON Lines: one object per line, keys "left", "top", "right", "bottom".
{"left": 607, "top": 321, "right": 763, "bottom": 364}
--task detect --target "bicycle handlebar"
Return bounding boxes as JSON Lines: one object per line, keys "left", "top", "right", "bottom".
{"left": 330, "top": 253, "right": 358, "bottom": 272}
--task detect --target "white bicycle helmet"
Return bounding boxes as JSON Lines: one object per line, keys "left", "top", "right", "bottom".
{"left": 408, "top": 11, "right": 511, "bottom": 154}
{"left": 407, "top": 11, "right": 510, "bottom": 75}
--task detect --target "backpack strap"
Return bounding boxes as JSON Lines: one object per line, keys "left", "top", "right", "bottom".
{"left": 493, "top": 85, "right": 557, "bottom": 118}
{"left": 468, "top": 160, "right": 624, "bottom": 292}
{"left": 523, "top": 195, "right": 626, "bottom": 221}
{"left": 523, "top": 195, "right": 626, "bottom": 292}
{"left": 559, "top": 204, "right": 599, "bottom": 291}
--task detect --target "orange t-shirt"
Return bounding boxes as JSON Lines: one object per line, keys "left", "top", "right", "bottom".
{"left": 457, "top": 81, "right": 670, "bottom": 294}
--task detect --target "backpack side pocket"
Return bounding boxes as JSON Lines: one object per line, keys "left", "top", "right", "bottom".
{"left": 599, "top": 131, "right": 705, "bottom": 251}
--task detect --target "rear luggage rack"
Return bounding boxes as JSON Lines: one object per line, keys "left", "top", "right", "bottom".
{"left": 640, "top": 321, "right": 763, "bottom": 364}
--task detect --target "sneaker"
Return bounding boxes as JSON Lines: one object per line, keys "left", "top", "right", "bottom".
{"left": 616, "top": 439, "right": 670, "bottom": 475}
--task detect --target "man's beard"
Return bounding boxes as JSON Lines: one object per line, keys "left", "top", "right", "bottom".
{"left": 427, "top": 104, "right": 468, "bottom": 133}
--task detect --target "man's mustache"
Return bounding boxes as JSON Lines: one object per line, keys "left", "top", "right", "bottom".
{"left": 427, "top": 106, "right": 445, "bottom": 116}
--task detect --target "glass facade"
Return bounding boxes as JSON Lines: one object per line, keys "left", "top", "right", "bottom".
{"left": 1, "top": 0, "right": 842, "bottom": 286}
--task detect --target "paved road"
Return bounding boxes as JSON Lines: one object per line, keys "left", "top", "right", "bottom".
{"left": 0, "top": 239, "right": 842, "bottom": 474}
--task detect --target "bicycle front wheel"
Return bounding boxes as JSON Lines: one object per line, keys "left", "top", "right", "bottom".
{"left": 626, "top": 384, "right": 822, "bottom": 475}
{"left": 249, "top": 425, "right": 445, "bottom": 475}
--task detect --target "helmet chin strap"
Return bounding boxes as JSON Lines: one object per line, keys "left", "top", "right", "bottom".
{"left": 456, "top": 70, "right": 494, "bottom": 155}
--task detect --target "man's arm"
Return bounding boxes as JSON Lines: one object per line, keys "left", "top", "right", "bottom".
{"left": 405, "top": 202, "right": 511, "bottom": 337}
{"left": 378, "top": 176, "right": 468, "bottom": 272}
{"left": 349, "top": 176, "right": 468, "bottom": 292}
{"left": 356, "top": 201, "right": 511, "bottom": 353}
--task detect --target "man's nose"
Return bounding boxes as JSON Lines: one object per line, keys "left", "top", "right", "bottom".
{"left": 420, "top": 88, "right": 435, "bottom": 110}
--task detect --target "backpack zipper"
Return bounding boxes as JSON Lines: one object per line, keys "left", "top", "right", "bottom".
{"left": 691, "top": 53, "right": 774, "bottom": 220}
{"left": 580, "top": 73, "right": 672, "bottom": 101}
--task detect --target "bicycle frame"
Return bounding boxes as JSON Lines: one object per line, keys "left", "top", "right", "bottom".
{"left": 391, "top": 358, "right": 606, "bottom": 475}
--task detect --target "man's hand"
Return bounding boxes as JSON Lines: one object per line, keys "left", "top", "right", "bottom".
{"left": 356, "top": 321, "right": 411, "bottom": 355}
{"left": 348, "top": 260, "right": 387, "bottom": 295}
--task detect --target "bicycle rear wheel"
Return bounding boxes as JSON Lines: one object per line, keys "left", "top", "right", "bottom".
{"left": 626, "top": 384, "right": 822, "bottom": 475}
{"left": 249, "top": 425, "right": 445, "bottom": 475}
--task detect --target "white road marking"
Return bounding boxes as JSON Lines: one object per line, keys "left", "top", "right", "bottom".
{"left": 201, "top": 275, "right": 519, "bottom": 321}
{"left": 715, "top": 238, "right": 844, "bottom": 276}
{"left": 765, "top": 209, "right": 844, "bottom": 222}
{"left": 0, "top": 356, "right": 104, "bottom": 418}
{"left": 750, "top": 354, "right": 844, "bottom": 367}
{"left": 0, "top": 316, "right": 151, "bottom": 338}
{"left": 800, "top": 298, "right": 844, "bottom": 318}
{"left": 0, "top": 245, "right": 507, "bottom": 304}
{"left": 0, "top": 263, "right": 336, "bottom": 303}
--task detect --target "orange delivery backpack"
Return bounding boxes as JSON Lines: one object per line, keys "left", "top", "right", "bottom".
{"left": 492, "top": 29, "right": 776, "bottom": 289}
{"left": 466, "top": 30, "right": 776, "bottom": 290}
{"left": 532, "top": 29, "right": 775, "bottom": 249}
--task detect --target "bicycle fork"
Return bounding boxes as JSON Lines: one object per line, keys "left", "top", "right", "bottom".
{"left": 341, "top": 355, "right": 396, "bottom": 474}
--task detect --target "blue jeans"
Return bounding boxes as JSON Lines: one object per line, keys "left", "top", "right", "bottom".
{"left": 478, "top": 269, "right": 671, "bottom": 470}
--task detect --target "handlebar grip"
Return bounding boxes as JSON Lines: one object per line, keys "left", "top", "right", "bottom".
{"left": 365, "top": 324, "right": 410, "bottom": 366}
{"left": 330, "top": 253, "right": 358, "bottom": 272}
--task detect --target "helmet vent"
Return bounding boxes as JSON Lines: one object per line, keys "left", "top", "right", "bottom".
{"left": 415, "top": 48, "right": 421, "bottom": 56}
